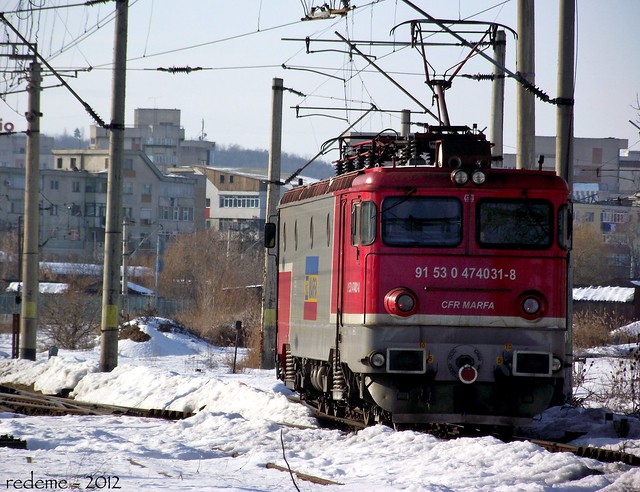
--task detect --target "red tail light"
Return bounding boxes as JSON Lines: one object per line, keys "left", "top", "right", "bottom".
{"left": 458, "top": 364, "right": 478, "bottom": 384}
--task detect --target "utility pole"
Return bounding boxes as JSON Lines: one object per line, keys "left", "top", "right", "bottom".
{"left": 100, "top": 0, "right": 128, "bottom": 372}
{"left": 556, "top": 0, "right": 575, "bottom": 405}
{"left": 19, "top": 61, "right": 41, "bottom": 361}
{"left": 556, "top": 0, "right": 574, "bottom": 185}
{"left": 261, "top": 77, "right": 283, "bottom": 370}
{"left": 516, "top": 0, "right": 535, "bottom": 170}
{"left": 121, "top": 218, "right": 129, "bottom": 320}
{"left": 490, "top": 30, "right": 506, "bottom": 162}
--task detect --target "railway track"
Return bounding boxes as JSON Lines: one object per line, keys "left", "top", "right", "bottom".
{"left": 295, "top": 396, "right": 640, "bottom": 468}
{"left": 0, "top": 384, "right": 192, "bottom": 420}
{"left": 2, "top": 384, "right": 639, "bottom": 468}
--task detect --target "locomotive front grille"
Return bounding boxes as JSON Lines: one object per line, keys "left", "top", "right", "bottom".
{"left": 387, "top": 348, "right": 426, "bottom": 373}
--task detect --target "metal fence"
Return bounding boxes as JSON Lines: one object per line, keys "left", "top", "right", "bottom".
{"left": 0, "top": 292, "right": 191, "bottom": 319}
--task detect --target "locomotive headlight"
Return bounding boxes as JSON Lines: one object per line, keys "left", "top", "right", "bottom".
{"left": 384, "top": 288, "right": 419, "bottom": 317}
{"left": 518, "top": 291, "right": 546, "bottom": 319}
{"left": 522, "top": 297, "right": 540, "bottom": 315}
{"left": 397, "top": 293, "right": 415, "bottom": 312}
{"left": 552, "top": 357, "right": 562, "bottom": 372}
{"left": 471, "top": 169, "right": 487, "bottom": 185}
{"left": 369, "top": 351, "right": 386, "bottom": 368}
{"left": 451, "top": 169, "right": 469, "bottom": 185}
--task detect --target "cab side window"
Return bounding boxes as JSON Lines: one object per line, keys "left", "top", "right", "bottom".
{"left": 351, "top": 200, "right": 377, "bottom": 246}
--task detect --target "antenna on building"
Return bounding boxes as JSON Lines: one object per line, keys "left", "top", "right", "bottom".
{"left": 199, "top": 119, "right": 207, "bottom": 141}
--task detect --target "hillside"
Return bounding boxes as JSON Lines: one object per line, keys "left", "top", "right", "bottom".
{"left": 213, "top": 144, "right": 335, "bottom": 181}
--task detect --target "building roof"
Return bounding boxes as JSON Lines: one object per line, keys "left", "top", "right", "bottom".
{"left": 573, "top": 286, "right": 635, "bottom": 303}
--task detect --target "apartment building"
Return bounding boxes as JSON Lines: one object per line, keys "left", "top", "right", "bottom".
{"left": 90, "top": 108, "right": 215, "bottom": 173}
{"left": 0, "top": 148, "right": 205, "bottom": 260}
{"left": 193, "top": 166, "right": 266, "bottom": 233}
{"left": 502, "top": 136, "right": 629, "bottom": 197}
{"left": 0, "top": 132, "right": 55, "bottom": 169}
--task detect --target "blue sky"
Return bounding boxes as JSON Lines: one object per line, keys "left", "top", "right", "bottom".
{"left": 0, "top": 0, "right": 638, "bottom": 162}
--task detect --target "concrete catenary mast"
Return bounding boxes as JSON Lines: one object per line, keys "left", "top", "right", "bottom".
{"left": 100, "top": 0, "right": 129, "bottom": 372}
{"left": 516, "top": 0, "right": 535, "bottom": 170}
{"left": 490, "top": 30, "right": 506, "bottom": 162}
{"left": 261, "top": 78, "right": 283, "bottom": 370}
{"left": 19, "top": 61, "right": 41, "bottom": 361}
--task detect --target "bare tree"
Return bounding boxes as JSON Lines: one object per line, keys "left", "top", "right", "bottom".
{"left": 572, "top": 223, "right": 614, "bottom": 286}
{"left": 616, "top": 210, "right": 640, "bottom": 278}
{"left": 159, "top": 229, "right": 263, "bottom": 343}
{"left": 632, "top": 93, "right": 640, "bottom": 131}
{"left": 0, "top": 229, "right": 20, "bottom": 289}
{"left": 40, "top": 275, "right": 101, "bottom": 350}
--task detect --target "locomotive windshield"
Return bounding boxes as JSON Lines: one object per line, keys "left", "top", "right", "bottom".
{"left": 477, "top": 199, "right": 553, "bottom": 249}
{"left": 381, "top": 197, "right": 462, "bottom": 247}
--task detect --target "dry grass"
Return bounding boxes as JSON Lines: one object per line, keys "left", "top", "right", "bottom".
{"left": 235, "top": 327, "right": 262, "bottom": 370}
{"left": 573, "top": 311, "right": 630, "bottom": 349}
{"left": 0, "top": 318, "right": 12, "bottom": 334}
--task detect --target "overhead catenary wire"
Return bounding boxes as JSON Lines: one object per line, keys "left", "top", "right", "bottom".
{"left": 0, "top": 12, "right": 108, "bottom": 128}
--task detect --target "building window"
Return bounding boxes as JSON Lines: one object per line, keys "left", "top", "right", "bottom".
{"left": 143, "top": 184, "right": 152, "bottom": 195}
{"left": 181, "top": 207, "right": 193, "bottom": 222}
{"left": 85, "top": 202, "right": 106, "bottom": 217}
{"left": 140, "top": 208, "right": 152, "bottom": 225}
{"left": 205, "top": 198, "right": 211, "bottom": 207}
{"left": 601, "top": 210, "right": 627, "bottom": 224}
{"left": 49, "top": 205, "right": 58, "bottom": 216}
{"left": 219, "top": 195, "right": 260, "bottom": 208}
{"left": 123, "top": 182, "right": 133, "bottom": 194}
{"left": 123, "top": 158, "right": 133, "bottom": 170}
{"left": 50, "top": 180, "right": 59, "bottom": 190}
{"left": 104, "top": 158, "right": 109, "bottom": 169}
{"left": 229, "top": 176, "right": 234, "bottom": 184}
{"left": 56, "top": 158, "right": 63, "bottom": 169}
{"left": 220, "top": 175, "right": 225, "bottom": 184}
{"left": 86, "top": 179, "right": 100, "bottom": 193}
{"left": 72, "top": 181, "right": 81, "bottom": 193}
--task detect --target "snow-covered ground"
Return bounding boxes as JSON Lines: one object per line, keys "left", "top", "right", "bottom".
{"left": 1, "top": 318, "right": 639, "bottom": 491}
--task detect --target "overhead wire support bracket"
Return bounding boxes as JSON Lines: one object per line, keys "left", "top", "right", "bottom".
{"left": 281, "top": 105, "right": 379, "bottom": 186}
{"left": 282, "top": 36, "right": 490, "bottom": 48}
{"left": 282, "top": 63, "right": 346, "bottom": 82}
{"left": 334, "top": 31, "right": 441, "bottom": 123}
{"left": 0, "top": 13, "right": 109, "bottom": 128}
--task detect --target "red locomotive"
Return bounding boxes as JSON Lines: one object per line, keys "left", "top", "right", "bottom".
{"left": 272, "top": 126, "right": 571, "bottom": 430}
